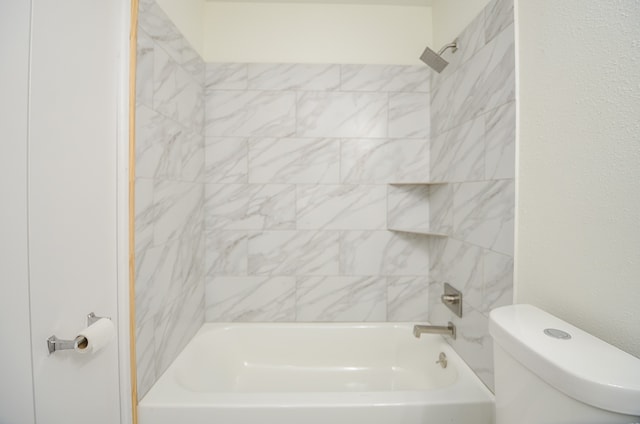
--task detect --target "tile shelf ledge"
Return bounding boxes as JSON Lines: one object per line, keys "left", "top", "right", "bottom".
{"left": 387, "top": 227, "right": 448, "bottom": 237}
{"left": 388, "top": 181, "right": 450, "bottom": 186}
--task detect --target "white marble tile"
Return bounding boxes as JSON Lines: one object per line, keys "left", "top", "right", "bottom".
{"left": 154, "top": 282, "right": 205, "bottom": 377}
{"left": 430, "top": 115, "right": 485, "bottom": 183}
{"left": 135, "top": 105, "right": 182, "bottom": 180}
{"left": 135, "top": 238, "right": 180, "bottom": 327}
{"left": 205, "top": 137, "right": 248, "bottom": 183}
{"left": 476, "top": 23, "right": 515, "bottom": 114}
{"left": 205, "top": 184, "right": 296, "bottom": 230}
{"left": 340, "top": 231, "right": 430, "bottom": 276}
{"left": 296, "top": 185, "right": 387, "bottom": 230}
{"left": 181, "top": 129, "right": 204, "bottom": 182}
{"left": 138, "top": 0, "right": 203, "bottom": 81}
{"left": 388, "top": 93, "right": 430, "bottom": 139}
{"left": 206, "top": 63, "right": 247, "bottom": 90}
{"left": 135, "top": 178, "right": 155, "bottom": 254}
{"left": 429, "top": 300, "right": 494, "bottom": 391}
{"left": 431, "top": 24, "right": 514, "bottom": 136}
{"left": 206, "top": 90, "right": 296, "bottom": 137}
{"left": 205, "top": 276, "right": 295, "bottom": 321}
{"left": 153, "top": 46, "right": 203, "bottom": 130}
{"left": 205, "top": 230, "right": 248, "bottom": 276}
{"left": 452, "top": 180, "right": 515, "bottom": 255}
{"left": 248, "top": 138, "right": 339, "bottom": 184}
{"left": 248, "top": 231, "right": 340, "bottom": 276}
{"left": 135, "top": 317, "right": 157, "bottom": 400}
{"left": 152, "top": 180, "right": 203, "bottom": 245}
{"left": 429, "top": 237, "right": 484, "bottom": 311}
{"left": 296, "top": 276, "right": 386, "bottom": 321}
{"left": 431, "top": 10, "right": 486, "bottom": 89}
{"left": 136, "top": 29, "right": 154, "bottom": 107}
{"left": 340, "top": 139, "right": 430, "bottom": 184}
{"left": 485, "top": 101, "right": 515, "bottom": 179}
{"left": 482, "top": 250, "right": 513, "bottom": 313}
{"left": 387, "top": 185, "right": 430, "bottom": 230}
{"left": 387, "top": 277, "right": 429, "bottom": 321}
{"left": 429, "top": 184, "right": 454, "bottom": 235}
{"left": 485, "top": 0, "right": 514, "bottom": 44}
{"left": 296, "top": 92, "right": 388, "bottom": 138}
{"left": 248, "top": 64, "right": 340, "bottom": 91}
{"left": 340, "top": 65, "right": 430, "bottom": 92}
{"left": 179, "top": 231, "right": 206, "bottom": 289}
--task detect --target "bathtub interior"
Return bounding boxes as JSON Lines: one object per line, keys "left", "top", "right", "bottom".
{"left": 173, "top": 323, "right": 459, "bottom": 393}
{"left": 139, "top": 323, "right": 495, "bottom": 424}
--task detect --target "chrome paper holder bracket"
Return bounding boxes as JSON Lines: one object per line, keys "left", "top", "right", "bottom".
{"left": 46, "top": 312, "right": 106, "bottom": 355}
{"left": 441, "top": 283, "right": 463, "bottom": 317}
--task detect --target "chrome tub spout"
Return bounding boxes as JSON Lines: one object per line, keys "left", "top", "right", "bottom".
{"left": 413, "top": 322, "right": 456, "bottom": 339}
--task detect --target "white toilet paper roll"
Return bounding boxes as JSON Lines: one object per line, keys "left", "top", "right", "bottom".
{"left": 74, "top": 318, "right": 115, "bottom": 354}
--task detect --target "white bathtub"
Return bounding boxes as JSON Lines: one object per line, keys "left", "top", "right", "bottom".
{"left": 139, "top": 323, "right": 494, "bottom": 424}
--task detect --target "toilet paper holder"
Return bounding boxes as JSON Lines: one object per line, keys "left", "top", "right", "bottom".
{"left": 47, "top": 312, "right": 109, "bottom": 355}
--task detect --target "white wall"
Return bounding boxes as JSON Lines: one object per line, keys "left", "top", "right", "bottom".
{"left": 155, "top": 0, "right": 205, "bottom": 56}
{"left": 431, "top": 0, "right": 491, "bottom": 48}
{"left": 0, "top": 1, "right": 36, "bottom": 421}
{"left": 516, "top": 0, "right": 640, "bottom": 357}
{"left": 0, "top": 0, "right": 129, "bottom": 422}
{"left": 202, "top": 2, "right": 432, "bottom": 64}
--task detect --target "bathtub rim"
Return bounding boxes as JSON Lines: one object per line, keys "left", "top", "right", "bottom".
{"left": 140, "top": 322, "right": 494, "bottom": 408}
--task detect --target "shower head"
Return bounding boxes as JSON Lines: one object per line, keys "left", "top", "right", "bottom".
{"left": 419, "top": 40, "right": 458, "bottom": 73}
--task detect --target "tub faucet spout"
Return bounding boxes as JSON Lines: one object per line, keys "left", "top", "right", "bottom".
{"left": 413, "top": 322, "right": 456, "bottom": 339}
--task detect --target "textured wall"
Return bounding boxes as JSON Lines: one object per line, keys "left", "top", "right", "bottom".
{"left": 203, "top": 63, "right": 433, "bottom": 322}
{"left": 134, "top": 0, "right": 206, "bottom": 399}
{"left": 516, "top": 0, "right": 640, "bottom": 357}
{"left": 427, "top": 0, "right": 515, "bottom": 391}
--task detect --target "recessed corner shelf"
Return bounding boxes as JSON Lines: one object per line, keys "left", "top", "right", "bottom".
{"left": 388, "top": 227, "right": 448, "bottom": 237}
{"left": 388, "top": 181, "right": 449, "bottom": 186}
{"left": 386, "top": 182, "right": 452, "bottom": 237}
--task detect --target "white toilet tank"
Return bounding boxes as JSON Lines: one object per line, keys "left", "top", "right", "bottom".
{"left": 489, "top": 304, "right": 640, "bottom": 424}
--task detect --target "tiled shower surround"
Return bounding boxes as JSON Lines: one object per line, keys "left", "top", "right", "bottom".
{"left": 427, "top": 0, "right": 515, "bottom": 391}
{"left": 134, "top": 0, "right": 206, "bottom": 399}
{"left": 134, "top": 0, "right": 514, "bottom": 399}
{"left": 204, "top": 63, "right": 433, "bottom": 322}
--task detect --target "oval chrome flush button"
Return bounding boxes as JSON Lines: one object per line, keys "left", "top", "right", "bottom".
{"left": 544, "top": 328, "right": 572, "bottom": 340}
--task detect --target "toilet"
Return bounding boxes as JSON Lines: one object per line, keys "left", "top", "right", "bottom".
{"left": 490, "top": 304, "right": 640, "bottom": 423}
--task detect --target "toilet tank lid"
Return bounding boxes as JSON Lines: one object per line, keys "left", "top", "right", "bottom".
{"left": 489, "top": 304, "right": 640, "bottom": 416}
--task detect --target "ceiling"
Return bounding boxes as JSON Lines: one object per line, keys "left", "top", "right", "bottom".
{"left": 206, "top": 0, "right": 432, "bottom": 6}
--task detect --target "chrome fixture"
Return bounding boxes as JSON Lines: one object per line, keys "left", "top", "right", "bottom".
{"left": 419, "top": 39, "right": 458, "bottom": 73}
{"left": 442, "top": 282, "right": 463, "bottom": 317}
{"left": 435, "top": 352, "right": 448, "bottom": 368}
{"left": 47, "top": 312, "right": 106, "bottom": 354}
{"left": 413, "top": 322, "right": 456, "bottom": 339}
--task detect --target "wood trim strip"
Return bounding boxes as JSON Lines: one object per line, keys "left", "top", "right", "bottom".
{"left": 128, "top": 0, "right": 139, "bottom": 423}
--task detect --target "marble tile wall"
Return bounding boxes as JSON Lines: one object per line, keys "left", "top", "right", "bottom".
{"left": 204, "top": 63, "right": 433, "bottom": 324}
{"left": 427, "top": 0, "right": 515, "bottom": 392}
{"left": 134, "top": 0, "right": 206, "bottom": 400}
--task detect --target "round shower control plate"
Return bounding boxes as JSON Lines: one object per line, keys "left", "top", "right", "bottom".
{"left": 543, "top": 328, "right": 572, "bottom": 340}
